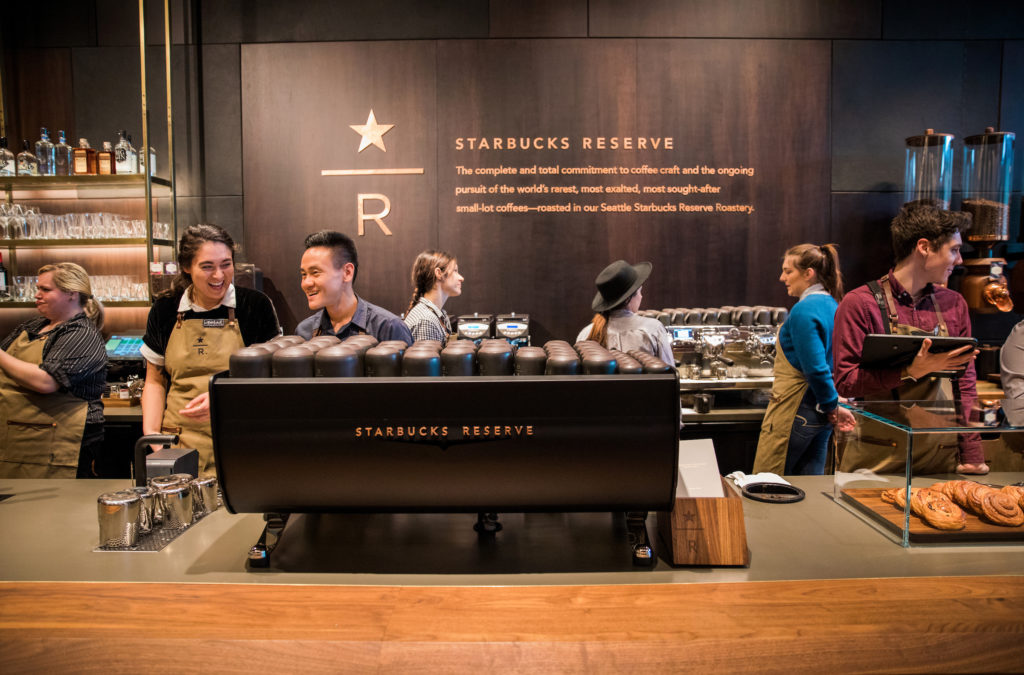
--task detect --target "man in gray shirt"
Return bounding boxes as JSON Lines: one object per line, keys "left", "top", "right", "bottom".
{"left": 296, "top": 231, "right": 412, "bottom": 344}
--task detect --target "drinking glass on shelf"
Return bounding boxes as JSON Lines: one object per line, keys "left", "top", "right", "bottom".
{"left": 95, "top": 276, "right": 111, "bottom": 302}
{"left": 14, "top": 276, "right": 34, "bottom": 302}
{"left": 67, "top": 214, "right": 83, "bottom": 239}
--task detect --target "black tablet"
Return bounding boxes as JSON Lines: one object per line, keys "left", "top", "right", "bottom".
{"left": 860, "top": 334, "right": 977, "bottom": 370}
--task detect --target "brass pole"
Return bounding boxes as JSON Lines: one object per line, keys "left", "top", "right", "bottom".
{"left": 164, "top": 0, "right": 176, "bottom": 245}
{"left": 139, "top": 0, "right": 154, "bottom": 294}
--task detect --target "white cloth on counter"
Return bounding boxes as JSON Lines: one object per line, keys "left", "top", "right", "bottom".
{"left": 725, "top": 471, "right": 792, "bottom": 488}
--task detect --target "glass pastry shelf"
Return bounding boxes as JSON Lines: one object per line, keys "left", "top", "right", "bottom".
{"left": 841, "top": 399, "right": 1024, "bottom": 433}
{"left": 1, "top": 238, "right": 174, "bottom": 248}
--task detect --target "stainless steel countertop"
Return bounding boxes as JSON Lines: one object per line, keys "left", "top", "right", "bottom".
{"left": 1, "top": 476, "right": 1020, "bottom": 587}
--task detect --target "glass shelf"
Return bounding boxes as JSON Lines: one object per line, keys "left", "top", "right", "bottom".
{"left": 1, "top": 175, "right": 171, "bottom": 199}
{"left": 0, "top": 301, "right": 151, "bottom": 309}
{"left": 1, "top": 238, "right": 174, "bottom": 248}
{"left": 841, "top": 399, "right": 1024, "bottom": 433}
{"left": 834, "top": 399, "right": 1024, "bottom": 548}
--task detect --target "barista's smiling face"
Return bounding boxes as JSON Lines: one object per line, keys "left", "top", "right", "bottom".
{"left": 186, "top": 242, "right": 234, "bottom": 309}
{"left": 920, "top": 232, "right": 963, "bottom": 285}
{"left": 300, "top": 246, "right": 353, "bottom": 311}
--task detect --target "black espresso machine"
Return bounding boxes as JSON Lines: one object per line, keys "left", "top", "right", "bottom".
{"left": 210, "top": 341, "right": 679, "bottom": 569}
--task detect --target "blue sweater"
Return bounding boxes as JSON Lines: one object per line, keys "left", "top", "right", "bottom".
{"left": 778, "top": 292, "right": 839, "bottom": 412}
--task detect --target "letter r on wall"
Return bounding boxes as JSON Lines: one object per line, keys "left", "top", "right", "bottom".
{"left": 357, "top": 193, "right": 393, "bottom": 236}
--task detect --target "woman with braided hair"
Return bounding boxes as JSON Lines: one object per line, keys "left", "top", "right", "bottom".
{"left": 403, "top": 250, "right": 463, "bottom": 343}
{"left": 753, "top": 243, "right": 856, "bottom": 475}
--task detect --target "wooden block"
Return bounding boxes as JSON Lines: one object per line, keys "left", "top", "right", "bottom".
{"left": 657, "top": 477, "right": 749, "bottom": 566}
{"left": 101, "top": 397, "right": 140, "bottom": 407}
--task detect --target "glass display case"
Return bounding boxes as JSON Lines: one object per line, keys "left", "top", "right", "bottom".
{"left": 833, "top": 399, "right": 1024, "bottom": 547}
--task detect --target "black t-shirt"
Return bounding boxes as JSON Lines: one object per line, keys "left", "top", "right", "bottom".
{"left": 142, "top": 286, "right": 280, "bottom": 360}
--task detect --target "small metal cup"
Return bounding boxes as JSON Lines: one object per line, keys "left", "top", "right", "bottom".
{"left": 694, "top": 393, "right": 714, "bottom": 414}
{"left": 150, "top": 474, "right": 191, "bottom": 524}
{"left": 191, "top": 476, "right": 219, "bottom": 518}
{"left": 159, "top": 483, "right": 194, "bottom": 530}
{"left": 97, "top": 490, "right": 142, "bottom": 548}
{"left": 129, "top": 485, "right": 156, "bottom": 535}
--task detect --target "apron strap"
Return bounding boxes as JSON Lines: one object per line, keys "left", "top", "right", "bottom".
{"left": 876, "top": 276, "right": 902, "bottom": 334}
{"left": 929, "top": 291, "right": 948, "bottom": 335}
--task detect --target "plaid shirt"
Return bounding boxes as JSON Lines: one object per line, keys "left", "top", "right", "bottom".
{"left": 404, "top": 297, "right": 451, "bottom": 343}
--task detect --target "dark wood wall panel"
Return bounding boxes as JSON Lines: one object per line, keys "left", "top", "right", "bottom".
{"left": 589, "top": 0, "right": 880, "bottom": 39}
{"left": 5, "top": 49, "right": 76, "bottom": 148}
{"left": 883, "top": 0, "right": 1024, "bottom": 40}
{"left": 201, "top": 0, "right": 487, "bottom": 44}
{"left": 636, "top": 39, "right": 830, "bottom": 311}
{"left": 1003, "top": 41, "right": 1024, "bottom": 195}
{"left": 436, "top": 39, "right": 638, "bottom": 343}
{"left": 489, "top": 0, "right": 588, "bottom": 38}
{"left": 241, "top": 41, "right": 437, "bottom": 332}
{"left": 831, "top": 40, "right": 1003, "bottom": 193}
{"left": 241, "top": 37, "right": 833, "bottom": 341}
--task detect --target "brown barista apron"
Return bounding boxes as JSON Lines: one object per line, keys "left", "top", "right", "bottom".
{"left": 752, "top": 342, "right": 808, "bottom": 475}
{"left": 0, "top": 330, "right": 87, "bottom": 478}
{"left": 161, "top": 308, "right": 243, "bottom": 476}
{"left": 837, "top": 276, "right": 959, "bottom": 475}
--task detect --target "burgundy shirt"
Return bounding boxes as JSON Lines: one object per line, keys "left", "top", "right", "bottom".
{"left": 833, "top": 272, "right": 976, "bottom": 399}
{"left": 832, "top": 272, "right": 981, "bottom": 460}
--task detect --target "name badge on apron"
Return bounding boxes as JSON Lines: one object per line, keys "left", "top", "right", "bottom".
{"left": 203, "top": 319, "right": 227, "bottom": 328}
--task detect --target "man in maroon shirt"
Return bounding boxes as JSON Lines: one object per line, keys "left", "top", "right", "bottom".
{"left": 833, "top": 204, "right": 988, "bottom": 475}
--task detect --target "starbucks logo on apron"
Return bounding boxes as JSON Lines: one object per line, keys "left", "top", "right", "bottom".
{"left": 193, "top": 335, "right": 208, "bottom": 356}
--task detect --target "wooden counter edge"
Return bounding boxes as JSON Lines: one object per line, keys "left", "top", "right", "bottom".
{"left": 1, "top": 576, "right": 1022, "bottom": 672}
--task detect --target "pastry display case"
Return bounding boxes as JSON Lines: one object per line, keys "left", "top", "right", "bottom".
{"left": 833, "top": 399, "right": 1024, "bottom": 547}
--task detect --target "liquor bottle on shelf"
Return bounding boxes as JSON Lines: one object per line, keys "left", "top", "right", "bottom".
{"left": 53, "top": 130, "right": 72, "bottom": 176}
{"left": 72, "top": 138, "right": 98, "bottom": 175}
{"left": 17, "top": 140, "right": 40, "bottom": 176}
{"left": 0, "top": 137, "right": 15, "bottom": 176}
{"left": 97, "top": 141, "right": 116, "bottom": 175}
{"left": 35, "top": 127, "right": 55, "bottom": 176}
{"left": 114, "top": 130, "right": 138, "bottom": 174}
{"left": 0, "top": 252, "right": 8, "bottom": 297}
{"left": 139, "top": 145, "right": 157, "bottom": 176}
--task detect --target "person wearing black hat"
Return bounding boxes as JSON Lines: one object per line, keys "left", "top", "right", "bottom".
{"left": 576, "top": 260, "right": 673, "bottom": 363}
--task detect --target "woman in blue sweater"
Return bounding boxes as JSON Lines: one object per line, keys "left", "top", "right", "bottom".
{"left": 753, "top": 243, "right": 855, "bottom": 475}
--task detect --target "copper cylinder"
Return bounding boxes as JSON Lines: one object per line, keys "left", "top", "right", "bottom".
{"left": 229, "top": 347, "right": 272, "bottom": 378}
{"left": 611, "top": 350, "right": 644, "bottom": 374}
{"left": 315, "top": 344, "right": 363, "bottom": 377}
{"left": 272, "top": 346, "right": 315, "bottom": 377}
{"left": 962, "top": 259, "right": 1014, "bottom": 314}
{"left": 365, "top": 346, "right": 402, "bottom": 377}
{"left": 477, "top": 345, "right": 514, "bottom": 376}
{"left": 441, "top": 346, "right": 476, "bottom": 376}
{"left": 514, "top": 346, "right": 547, "bottom": 375}
{"left": 402, "top": 349, "right": 442, "bottom": 376}
{"left": 582, "top": 351, "right": 618, "bottom": 375}
{"left": 411, "top": 339, "right": 443, "bottom": 353}
{"left": 309, "top": 335, "right": 342, "bottom": 348}
{"left": 545, "top": 352, "right": 581, "bottom": 375}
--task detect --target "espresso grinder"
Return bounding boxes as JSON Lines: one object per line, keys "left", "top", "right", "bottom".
{"left": 958, "top": 128, "right": 1015, "bottom": 316}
